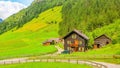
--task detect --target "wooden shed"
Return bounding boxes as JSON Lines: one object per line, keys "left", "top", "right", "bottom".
{"left": 63, "top": 29, "right": 89, "bottom": 53}
{"left": 93, "top": 34, "right": 112, "bottom": 49}
{"left": 43, "top": 38, "right": 61, "bottom": 46}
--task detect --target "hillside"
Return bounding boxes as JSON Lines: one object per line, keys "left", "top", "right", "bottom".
{"left": 59, "top": 0, "right": 120, "bottom": 36}
{"left": 0, "top": 18, "right": 2, "bottom": 22}
{"left": 0, "top": 0, "right": 66, "bottom": 34}
{"left": 0, "top": 6, "right": 62, "bottom": 59}
{"left": 59, "top": 0, "right": 120, "bottom": 47}
{"left": 79, "top": 20, "right": 120, "bottom": 55}
{"left": 87, "top": 20, "right": 120, "bottom": 46}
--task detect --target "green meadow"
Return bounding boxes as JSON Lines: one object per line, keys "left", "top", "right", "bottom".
{"left": 55, "top": 43, "right": 120, "bottom": 64}
{"left": 0, "top": 6, "right": 62, "bottom": 59}
{"left": 0, "top": 62, "right": 92, "bottom": 68}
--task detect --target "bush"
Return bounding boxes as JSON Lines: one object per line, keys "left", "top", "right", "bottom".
{"left": 113, "top": 55, "right": 120, "bottom": 59}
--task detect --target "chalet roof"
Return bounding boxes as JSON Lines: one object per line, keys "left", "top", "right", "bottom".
{"left": 63, "top": 29, "right": 89, "bottom": 40}
{"left": 43, "top": 38, "right": 60, "bottom": 43}
{"left": 49, "top": 38, "right": 60, "bottom": 42}
{"left": 94, "top": 34, "right": 111, "bottom": 40}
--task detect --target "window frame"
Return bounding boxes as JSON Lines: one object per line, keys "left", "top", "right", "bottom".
{"left": 79, "top": 40, "right": 82, "bottom": 45}
{"left": 67, "top": 40, "right": 71, "bottom": 44}
{"left": 72, "top": 34, "right": 77, "bottom": 39}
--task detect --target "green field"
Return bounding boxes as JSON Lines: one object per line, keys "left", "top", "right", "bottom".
{"left": 0, "top": 62, "right": 92, "bottom": 68}
{"left": 0, "top": 6, "right": 62, "bottom": 59}
{"left": 55, "top": 44, "right": 120, "bottom": 64}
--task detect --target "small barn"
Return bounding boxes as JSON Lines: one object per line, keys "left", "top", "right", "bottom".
{"left": 63, "top": 29, "right": 89, "bottom": 53}
{"left": 93, "top": 34, "right": 112, "bottom": 49}
{"left": 43, "top": 38, "right": 61, "bottom": 46}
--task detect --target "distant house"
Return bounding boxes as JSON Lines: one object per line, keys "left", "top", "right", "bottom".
{"left": 63, "top": 29, "right": 89, "bottom": 53}
{"left": 93, "top": 34, "right": 112, "bottom": 49}
{"left": 43, "top": 38, "right": 61, "bottom": 46}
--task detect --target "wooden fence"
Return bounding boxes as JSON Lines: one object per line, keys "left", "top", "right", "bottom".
{"left": 0, "top": 58, "right": 107, "bottom": 68}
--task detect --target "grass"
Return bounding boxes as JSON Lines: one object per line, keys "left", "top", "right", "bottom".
{"left": 91, "top": 58, "right": 120, "bottom": 64}
{"left": 55, "top": 44, "right": 120, "bottom": 64}
{"left": 33, "top": 43, "right": 120, "bottom": 64}
{"left": 0, "top": 62, "right": 92, "bottom": 68}
{"left": 58, "top": 43, "right": 64, "bottom": 49}
{"left": 15, "top": 6, "right": 62, "bottom": 32}
{"left": 0, "top": 6, "right": 62, "bottom": 59}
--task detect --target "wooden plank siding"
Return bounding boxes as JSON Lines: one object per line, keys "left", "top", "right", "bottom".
{"left": 93, "top": 34, "right": 112, "bottom": 49}
{"left": 63, "top": 29, "right": 89, "bottom": 53}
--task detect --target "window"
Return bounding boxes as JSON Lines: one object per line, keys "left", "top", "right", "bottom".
{"left": 106, "top": 41, "right": 109, "bottom": 44}
{"left": 97, "top": 44, "right": 100, "bottom": 48}
{"left": 72, "top": 34, "right": 76, "bottom": 39}
{"left": 82, "top": 47, "right": 85, "bottom": 52}
{"left": 79, "top": 47, "right": 84, "bottom": 52}
{"left": 79, "top": 40, "right": 82, "bottom": 45}
{"left": 79, "top": 47, "right": 81, "bottom": 51}
{"left": 67, "top": 47, "right": 69, "bottom": 50}
{"left": 67, "top": 40, "right": 71, "bottom": 44}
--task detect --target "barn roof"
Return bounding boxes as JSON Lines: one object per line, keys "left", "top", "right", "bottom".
{"left": 94, "top": 34, "right": 112, "bottom": 40}
{"left": 43, "top": 38, "right": 60, "bottom": 43}
{"left": 63, "top": 29, "right": 89, "bottom": 40}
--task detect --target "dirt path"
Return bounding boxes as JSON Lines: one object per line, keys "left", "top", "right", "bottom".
{"left": 40, "top": 46, "right": 64, "bottom": 57}
{"left": 0, "top": 46, "right": 120, "bottom": 68}
{"left": 92, "top": 61, "right": 120, "bottom": 68}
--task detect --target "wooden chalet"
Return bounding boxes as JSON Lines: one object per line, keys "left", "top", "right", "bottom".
{"left": 43, "top": 38, "right": 61, "bottom": 46}
{"left": 93, "top": 34, "right": 112, "bottom": 49}
{"left": 63, "top": 29, "right": 89, "bottom": 53}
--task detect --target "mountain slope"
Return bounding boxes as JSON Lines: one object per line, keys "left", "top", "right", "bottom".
{"left": 15, "top": 6, "right": 62, "bottom": 32}
{"left": 57, "top": 0, "right": 120, "bottom": 56}
{"left": 0, "top": 18, "right": 2, "bottom": 22}
{"left": 59, "top": 0, "right": 120, "bottom": 48}
{"left": 86, "top": 20, "right": 120, "bottom": 54}
{"left": 59, "top": 0, "right": 120, "bottom": 36}
{"left": 87, "top": 20, "right": 120, "bottom": 46}
{"left": 0, "top": 0, "right": 67, "bottom": 34}
{"left": 0, "top": 6, "right": 62, "bottom": 59}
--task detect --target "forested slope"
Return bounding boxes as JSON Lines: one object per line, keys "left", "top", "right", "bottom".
{"left": 59, "top": 0, "right": 120, "bottom": 36}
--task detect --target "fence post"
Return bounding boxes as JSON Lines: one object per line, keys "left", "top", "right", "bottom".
{"left": 47, "top": 59, "right": 48, "bottom": 62}
{"left": 68, "top": 59, "right": 70, "bottom": 63}
{"left": 76, "top": 59, "right": 78, "bottom": 64}
{"left": 60, "top": 58, "right": 62, "bottom": 62}
{"left": 54, "top": 58, "right": 56, "bottom": 62}
{"left": 25, "top": 60, "right": 27, "bottom": 63}
{"left": 33, "top": 59, "right": 35, "bottom": 62}
{"left": 11, "top": 61, "right": 13, "bottom": 64}
{"left": 3, "top": 61, "right": 5, "bottom": 65}
{"left": 19, "top": 59, "right": 21, "bottom": 63}
{"left": 40, "top": 59, "right": 41, "bottom": 62}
